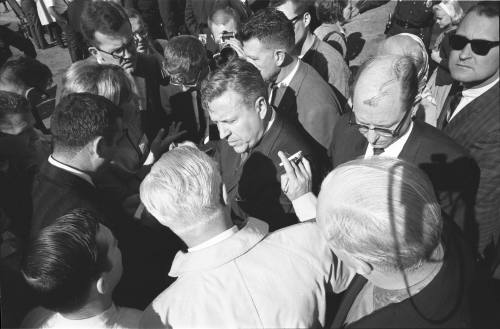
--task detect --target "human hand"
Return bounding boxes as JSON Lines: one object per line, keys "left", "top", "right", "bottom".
{"left": 431, "top": 50, "right": 442, "bottom": 63}
{"left": 223, "top": 38, "right": 246, "bottom": 59}
{"left": 150, "top": 122, "right": 187, "bottom": 160}
{"left": 278, "top": 151, "right": 312, "bottom": 201}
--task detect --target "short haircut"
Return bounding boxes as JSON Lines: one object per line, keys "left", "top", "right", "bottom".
{"left": 468, "top": 1, "right": 499, "bottom": 17}
{"left": 21, "top": 209, "right": 112, "bottom": 313}
{"left": 61, "top": 61, "right": 139, "bottom": 107}
{"left": 140, "top": 146, "right": 223, "bottom": 234}
{"left": 353, "top": 55, "right": 419, "bottom": 112}
{"left": 209, "top": 5, "right": 241, "bottom": 28}
{"left": 51, "top": 93, "right": 123, "bottom": 154}
{"left": 315, "top": 0, "right": 347, "bottom": 24}
{"left": 317, "top": 157, "right": 442, "bottom": 272}
{"left": 163, "top": 35, "right": 209, "bottom": 80}
{"left": 0, "top": 90, "right": 31, "bottom": 120}
{"left": 238, "top": 8, "right": 295, "bottom": 52}
{"left": 80, "top": 0, "right": 130, "bottom": 47}
{"left": 0, "top": 57, "right": 52, "bottom": 92}
{"left": 433, "top": 0, "right": 464, "bottom": 25}
{"left": 269, "top": 0, "right": 314, "bottom": 15}
{"left": 201, "top": 58, "right": 268, "bottom": 110}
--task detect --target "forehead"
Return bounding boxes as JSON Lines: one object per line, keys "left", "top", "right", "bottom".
{"left": 243, "top": 37, "right": 270, "bottom": 57}
{"left": 94, "top": 22, "right": 132, "bottom": 49}
{"left": 276, "top": 1, "right": 299, "bottom": 18}
{"left": 211, "top": 18, "right": 237, "bottom": 31}
{"left": 129, "top": 17, "right": 144, "bottom": 33}
{"left": 207, "top": 89, "right": 246, "bottom": 119}
{"left": 457, "top": 12, "right": 499, "bottom": 40}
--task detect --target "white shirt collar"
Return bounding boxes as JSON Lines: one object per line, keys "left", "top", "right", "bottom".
{"left": 188, "top": 225, "right": 239, "bottom": 252}
{"left": 277, "top": 59, "right": 301, "bottom": 88}
{"left": 48, "top": 155, "right": 95, "bottom": 187}
{"left": 365, "top": 121, "right": 414, "bottom": 158}
{"left": 450, "top": 77, "right": 499, "bottom": 121}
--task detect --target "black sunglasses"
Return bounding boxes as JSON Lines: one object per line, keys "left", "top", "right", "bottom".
{"left": 450, "top": 34, "right": 500, "bottom": 56}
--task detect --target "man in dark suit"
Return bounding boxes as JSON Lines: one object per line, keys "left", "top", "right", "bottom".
{"left": 437, "top": 2, "right": 499, "bottom": 271}
{"left": 32, "top": 93, "right": 181, "bottom": 309}
{"left": 239, "top": 8, "right": 343, "bottom": 149}
{"left": 201, "top": 58, "right": 329, "bottom": 231}
{"left": 330, "top": 55, "right": 479, "bottom": 237}
{"left": 316, "top": 157, "right": 474, "bottom": 328}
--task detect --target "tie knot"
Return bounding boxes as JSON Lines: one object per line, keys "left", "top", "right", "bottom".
{"left": 373, "top": 148, "right": 385, "bottom": 156}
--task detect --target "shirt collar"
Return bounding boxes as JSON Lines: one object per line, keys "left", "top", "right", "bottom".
{"left": 188, "top": 225, "right": 239, "bottom": 252}
{"left": 276, "top": 59, "right": 301, "bottom": 88}
{"left": 462, "top": 77, "right": 499, "bottom": 99}
{"left": 48, "top": 155, "right": 95, "bottom": 187}
{"left": 365, "top": 121, "right": 414, "bottom": 158}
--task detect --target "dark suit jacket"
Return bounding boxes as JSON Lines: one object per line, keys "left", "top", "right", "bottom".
{"left": 330, "top": 227, "right": 474, "bottom": 328}
{"left": 271, "top": 60, "right": 343, "bottom": 149}
{"left": 215, "top": 113, "right": 330, "bottom": 231}
{"left": 331, "top": 117, "right": 479, "bottom": 238}
{"left": 437, "top": 82, "right": 500, "bottom": 258}
{"left": 31, "top": 160, "right": 183, "bottom": 309}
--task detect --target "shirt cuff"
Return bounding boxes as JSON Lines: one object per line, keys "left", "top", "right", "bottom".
{"left": 143, "top": 151, "right": 155, "bottom": 166}
{"left": 292, "top": 192, "right": 317, "bottom": 221}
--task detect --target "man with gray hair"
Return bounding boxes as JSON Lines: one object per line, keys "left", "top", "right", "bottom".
{"left": 138, "top": 145, "right": 354, "bottom": 328}
{"left": 317, "top": 157, "right": 474, "bottom": 328}
{"left": 329, "top": 54, "right": 478, "bottom": 236}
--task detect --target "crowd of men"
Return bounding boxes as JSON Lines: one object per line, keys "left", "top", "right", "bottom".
{"left": 0, "top": 0, "right": 499, "bottom": 328}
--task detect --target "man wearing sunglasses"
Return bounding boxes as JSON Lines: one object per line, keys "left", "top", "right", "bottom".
{"left": 80, "top": 1, "right": 169, "bottom": 141}
{"left": 438, "top": 2, "right": 500, "bottom": 276}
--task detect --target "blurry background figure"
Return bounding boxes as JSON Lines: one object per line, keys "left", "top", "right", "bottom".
{"left": 0, "top": 25, "right": 37, "bottom": 67}
{"left": 125, "top": 7, "right": 165, "bottom": 63}
{"left": 124, "top": 0, "right": 164, "bottom": 39}
{"left": 207, "top": 4, "right": 241, "bottom": 69}
{"left": 385, "top": 0, "right": 437, "bottom": 49}
{"left": 158, "top": 0, "right": 188, "bottom": 39}
{"left": 20, "top": 0, "right": 48, "bottom": 50}
{"left": 314, "top": 0, "right": 348, "bottom": 60}
{"left": 35, "top": 0, "right": 65, "bottom": 48}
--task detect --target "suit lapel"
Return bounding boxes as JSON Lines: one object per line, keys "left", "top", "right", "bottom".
{"left": 398, "top": 121, "right": 421, "bottom": 164}
{"left": 221, "top": 143, "right": 244, "bottom": 193}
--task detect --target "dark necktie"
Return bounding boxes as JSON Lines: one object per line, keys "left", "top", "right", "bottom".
{"left": 443, "top": 85, "right": 463, "bottom": 128}
{"left": 373, "top": 148, "right": 385, "bottom": 156}
{"left": 268, "top": 82, "right": 279, "bottom": 106}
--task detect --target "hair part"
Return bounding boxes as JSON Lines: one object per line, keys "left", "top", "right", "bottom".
{"left": 140, "top": 146, "right": 224, "bottom": 234}
{"left": 317, "top": 157, "right": 442, "bottom": 272}
{"left": 21, "top": 209, "right": 112, "bottom": 313}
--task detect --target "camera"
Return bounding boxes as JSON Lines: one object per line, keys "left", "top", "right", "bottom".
{"left": 221, "top": 31, "right": 235, "bottom": 43}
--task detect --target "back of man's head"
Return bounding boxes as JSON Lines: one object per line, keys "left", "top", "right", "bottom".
{"left": 0, "top": 90, "right": 32, "bottom": 134}
{"left": 317, "top": 157, "right": 442, "bottom": 273}
{"left": 353, "top": 55, "right": 419, "bottom": 113}
{"left": 81, "top": 0, "right": 129, "bottom": 46}
{"left": 21, "top": 209, "right": 113, "bottom": 314}
{"left": 0, "top": 57, "right": 52, "bottom": 95}
{"left": 163, "top": 35, "right": 208, "bottom": 81}
{"left": 239, "top": 8, "right": 295, "bottom": 52}
{"left": 140, "top": 146, "right": 224, "bottom": 234}
{"left": 315, "top": 0, "right": 347, "bottom": 24}
{"left": 51, "top": 93, "right": 122, "bottom": 155}
{"left": 201, "top": 58, "right": 268, "bottom": 110}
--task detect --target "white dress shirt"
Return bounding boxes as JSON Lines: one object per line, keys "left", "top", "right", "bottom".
{"left": 188, "top": 225, "right": 239, "bottom": 252}
{"left": 268, "top": 60, "right": 301, "bottom": 104}
{"left": 48, "top": 155, "right": 94, "bottom": 186}
{"left": 450, "top": 77, "right": 499, "bottom": 121}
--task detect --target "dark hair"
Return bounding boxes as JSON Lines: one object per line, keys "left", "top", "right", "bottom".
{"left": 50, "top": 93, "right": 123, "bottom": 153}
{"left": 21, "top": 209, "right": 112, "bottom": 313}
{"left": 353, "top": 55, "right": 418, "bottom": 112}
{"left": 0, "top": 57, "right": 52, "bottom": 91}
{"left": 315, "top": 0, "right": 347, "bottom": 24}
{"left": 80, "top": 1, "right": 130, "bottom": 46}
{"left": 201, "top": 58, "right": 268, "bottom": 109}
{"left": 468, "top": 1, "right": 499, "bottom": 17}
{"left": 163, "top": 35, "right": 209, "bottom": 80}
{"left": 0, "top": 91, "right": 31, "bottom": 120}
{"left": 239, "top": 8, "right": 295, "bottom": 51}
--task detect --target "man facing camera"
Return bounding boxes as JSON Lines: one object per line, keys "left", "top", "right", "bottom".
{"left": 21, "top": 209, "right": 141, "bottom": 329}
{"left": 139, "top": 146, "right": 354, "bottom": 328}
{"left": 201, "top": 58, "right": 329, "bottom": 231}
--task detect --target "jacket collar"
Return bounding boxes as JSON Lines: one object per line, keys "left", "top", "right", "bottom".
{"left": 169, "top": 218, "right": 269, "bottom": 276}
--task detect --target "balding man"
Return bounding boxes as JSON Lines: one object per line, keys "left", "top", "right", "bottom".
{"left": 329, "top": 55, "right": 478, "bottom": 235}
{"left": 317, "top": 157, "right": 474, "bottom": 328}
{"left": 437, "top": 2, "right": 499, "bottom": 268}
{"left": 139, "top": 145, "right": 354, "bottom": 328}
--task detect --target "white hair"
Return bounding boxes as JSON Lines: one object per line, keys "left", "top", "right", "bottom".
{"left": 317, "top": 157, "right": 442, "bottom": 272}
{"left": 139, "top": 146, "right": 224, "bottom": 234}
{"left": 435, "top": 0, "right": 464, "bottom": 25}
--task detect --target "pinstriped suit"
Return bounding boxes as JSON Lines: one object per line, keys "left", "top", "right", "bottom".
{"left": 437, "top": 82, "right": 500, "bottom": 257}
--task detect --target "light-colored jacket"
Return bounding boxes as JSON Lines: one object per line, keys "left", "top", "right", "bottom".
{"left": 140, "top": 218, "right": 355, "bottom": 329}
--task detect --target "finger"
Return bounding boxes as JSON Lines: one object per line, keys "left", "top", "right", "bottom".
{"left": 278, "top": 151, "right": 296, "bottom": 179}
{"left": 280, "top": 174, "right": 289, "bottom": 190}
{"left": 302, "top": 156, "right": 312, "bottom": 179}
{"left": 153, "top": 128, "right": 166, "bottom": 142}
{"left": 289, "top": 157, "right": 301, "bottom": 178}
{"left": 174, "top": 122, "right": 183, "bottom": 133}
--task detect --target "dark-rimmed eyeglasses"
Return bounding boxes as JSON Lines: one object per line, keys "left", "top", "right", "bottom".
{"left": 289, "top": 12, "right": 304, "bottom": 25}
{"left": 450, "top": 34, "right": 500, "bottom": 56}
{"left": 164, "top": 68, "right": 202, "bottom": 89}
{"left": 95, "top": 38, "right": 136, "bottom": 61}
{"left": 348, "top": 109, "right": 412, "bottom": 138}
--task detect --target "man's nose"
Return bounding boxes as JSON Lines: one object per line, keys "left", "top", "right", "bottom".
{"left": 459, "top": 43, "right": 473, "bottom": 60}
{"left": 218, "top": 123, "right": 230, "bottom": 139}
{"left": 365, "top": 129, "right": 378, "bottom": 145}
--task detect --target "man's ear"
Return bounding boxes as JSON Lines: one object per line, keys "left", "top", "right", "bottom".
{"left": 303, "top": 12, "right": 311, "bottom": 28}
{"left": 96, "top": 275, "right": 107, "bottom": 295}
{"left": 351, "top": 256, "right": 373, "bottom": 276}
{"left": 254, "top": 96, "right": 268, "bottom": 119}
{"left": 89, "top": 47, "right": 103, "bottom": 63}
{"left": 274, "top": 49, "right": 286, "bottom": 67}
{"left": 93, "top": 136, "right": 105, "bottom": 158}
{"left": 221, "top": 183, "right": 228, "bottom": 206}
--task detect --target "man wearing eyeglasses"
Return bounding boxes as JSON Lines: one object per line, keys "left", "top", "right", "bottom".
{"left": 80, "top": 1, "right": 169, "bottom": 141}
{"left": 437, "top": 2, "right": 499, "bottom": 277}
